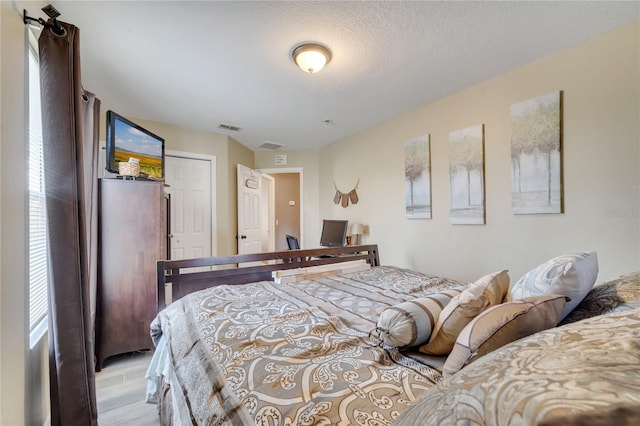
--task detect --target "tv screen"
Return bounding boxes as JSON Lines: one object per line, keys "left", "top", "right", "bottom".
{"left": 320, "top": 220, "right": 348, "bottom": 247}
{"left": 105, "top": 110, "right": 165, "bottom": 180}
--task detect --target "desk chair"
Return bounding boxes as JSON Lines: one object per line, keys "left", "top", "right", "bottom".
{"left": 286, "top": 234, "right": 300, "bottom": 250}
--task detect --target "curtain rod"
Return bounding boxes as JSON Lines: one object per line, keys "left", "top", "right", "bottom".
{"left": 23, "top": 4, "right": 64, "bottom": 36}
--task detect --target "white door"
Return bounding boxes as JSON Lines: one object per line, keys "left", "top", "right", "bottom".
{"left": 237, "top": 164, "right": 262, "bottom": 254}
{"left": 165, "top": 155, "right": 212, "bottom": 261}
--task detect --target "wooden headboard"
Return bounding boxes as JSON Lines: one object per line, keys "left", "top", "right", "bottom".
{"left": 156, "top": 244, "right": 380, "bottom": 311}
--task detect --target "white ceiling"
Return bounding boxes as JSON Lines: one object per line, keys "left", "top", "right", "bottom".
{"left": 51, "top": 1, "right": 638, "bottom": 151}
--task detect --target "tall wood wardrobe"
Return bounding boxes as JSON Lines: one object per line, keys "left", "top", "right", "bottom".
{"left": 95, "top": 179, "right": 169, "bottom": 371}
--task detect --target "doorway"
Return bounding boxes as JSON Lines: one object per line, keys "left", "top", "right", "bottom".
{"left": 260, "top": 168, "right": 303, "bottom": 250}
{"left": 236, "top": 166, "right": 302, "bottom": 254}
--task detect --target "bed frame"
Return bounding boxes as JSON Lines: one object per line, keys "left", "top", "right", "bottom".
{"left": 156, "top": 244, "right": 380, "bottom": 311}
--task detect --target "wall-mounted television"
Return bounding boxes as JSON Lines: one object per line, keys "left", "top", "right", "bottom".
{"left": 105, "top": 110, "right": 165, "bottom": 180}
{"left": 320, "top": 219, "right": 348, "bottom": 247}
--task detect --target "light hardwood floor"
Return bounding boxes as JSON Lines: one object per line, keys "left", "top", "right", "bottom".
{"left": 96, "top": 351, "right": 160, "bottom": 426}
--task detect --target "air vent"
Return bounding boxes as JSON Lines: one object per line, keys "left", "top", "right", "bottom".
{"left": 259, "top": 142, "right": 285, "bottom": 150}
{"left": 218, "top": 123, "right": 241, "bottom": 132}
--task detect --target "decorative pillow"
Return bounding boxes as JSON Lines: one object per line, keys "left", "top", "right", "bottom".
{"left": 442, "top": 294, "right": 568, "bottom": 377}
{"left": 374, "top": 289, "right": 462, "bottom": 348}
{"left": 560, "top": 271, "right": 640, "bottom": 325}
{"left": 509, "top": 252, "right": 598, "bottom": 321}
{"left": 395, "top": 308, "right": 640, "bottom": 426}
{"left": 420, "top": 270, "right": 509, "bottom": 356}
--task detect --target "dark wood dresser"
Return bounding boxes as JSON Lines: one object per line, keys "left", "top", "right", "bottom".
{"left": 96, "top": 179, "right": 167, "bottom": 371}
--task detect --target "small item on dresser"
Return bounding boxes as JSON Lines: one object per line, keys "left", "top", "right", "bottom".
{"left": 118, "top": 158, "right": 140, "bottom": 177}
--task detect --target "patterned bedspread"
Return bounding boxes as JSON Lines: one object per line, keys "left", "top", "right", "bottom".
{"left": 395, "top": 306, "right": 640, "bottom": 425}
{"left": 148, "top": 266, "right": 463, "bottom": 425}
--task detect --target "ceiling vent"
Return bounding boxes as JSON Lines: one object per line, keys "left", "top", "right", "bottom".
{"left": 218, "top": 123, "right": 241, "bottom": 132}
{"left": 259, "top": 142, "right": 284, "bottom": 150}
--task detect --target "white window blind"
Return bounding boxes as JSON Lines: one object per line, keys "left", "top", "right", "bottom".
{"left": 28, "top": 34, "right": 49, "bottom": 337}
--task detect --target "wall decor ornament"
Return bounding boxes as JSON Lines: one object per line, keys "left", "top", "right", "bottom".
{"left": 449, "top": 124, "right": 486, "bottom": 224}
{"left": 333, "top": 179, "right": 359, "bottom": 208}
{"left": 405, "top": 135, "right": 431, "bottom": 219}
{"left": 510, "top": 90, "right": 563, "bottom": 214}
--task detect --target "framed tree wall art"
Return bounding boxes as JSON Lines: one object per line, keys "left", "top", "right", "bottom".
{"left": 449, "top": 124, "right": 485, "bottom": 224}
{"left": 511, "top": 90, "right": 563, "bottom": 214}
{"left": 405, "top": 135, "right": 431, "bottom": 219}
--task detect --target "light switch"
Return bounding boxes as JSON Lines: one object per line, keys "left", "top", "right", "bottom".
{"left": 288, "top": 200, "right": 295, "bottom": 206}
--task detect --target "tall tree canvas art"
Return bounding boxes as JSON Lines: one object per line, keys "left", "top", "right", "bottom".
{"left": 511, "top": 91, "right": 563, "bottom": 214}
{"left": 449, "top": 124, "right": 485, "bottom": 224}
{"left": 405, "top": 135, "right": 431, "bottom": 219}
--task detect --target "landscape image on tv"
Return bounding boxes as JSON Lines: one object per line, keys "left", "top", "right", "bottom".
{"left": 114, "top": 118, "right": 163, "bottom": 179}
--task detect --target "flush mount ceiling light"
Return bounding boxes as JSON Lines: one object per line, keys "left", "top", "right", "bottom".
{"left": 291, "top": 43, "right": 332, "bottom": 74}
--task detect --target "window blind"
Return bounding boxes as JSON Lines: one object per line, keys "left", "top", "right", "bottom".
{"left": 28, "top": 37, "right": 49, "bottom": 335}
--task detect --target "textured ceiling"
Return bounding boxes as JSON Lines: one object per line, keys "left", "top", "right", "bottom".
{"left": 51, "top": 1, "right": 638, "bottom": 151}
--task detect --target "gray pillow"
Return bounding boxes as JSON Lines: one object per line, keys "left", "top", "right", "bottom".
{"left": 442, "top": 294, "right": 568, "bottom": 377}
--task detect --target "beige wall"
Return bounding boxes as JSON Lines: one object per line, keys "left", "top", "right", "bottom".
{"left": 227, "top": 137, "right": 255, "bottom": 255}
{"left": 320, "top": 21, "right": 640, "bottom": 284}
{"left": 255, "top": 150, "right": 320, "bottom": 248}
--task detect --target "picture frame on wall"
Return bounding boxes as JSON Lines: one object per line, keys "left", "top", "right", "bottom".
{"left": 510, "top": 90, "right": 563, "bottom": 214}
{"left": 449, "top": 124, "right": 485, "bottom": 224}
{"left": 405, "top": 135, "right": 431, "bottom": 219}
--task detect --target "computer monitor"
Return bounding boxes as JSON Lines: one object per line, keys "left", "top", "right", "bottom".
{"left": 319, "top": 220, "right": 348, "bottom": 247}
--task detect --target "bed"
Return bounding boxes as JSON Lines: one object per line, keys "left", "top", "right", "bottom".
{"left": 145, "top": 246, "right": 640, "bottom": 425}
{"left": 145, "top": 245, "right": 465, "bottom": 424}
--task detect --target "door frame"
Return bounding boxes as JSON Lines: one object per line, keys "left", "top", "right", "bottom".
{"left": 258, "top": 167, "right": 304, "bottom": 248}
{"left": 261, "top": 174, "right": 276, "bottom": 252}
{"left": 165, "top": 149, "right": 217, "bottom": 257}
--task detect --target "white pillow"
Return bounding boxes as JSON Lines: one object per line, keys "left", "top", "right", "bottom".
{"left": 509, "top": 252, "right": 598, "bottom": 321}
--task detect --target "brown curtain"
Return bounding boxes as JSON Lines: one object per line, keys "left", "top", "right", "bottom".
{"left": 39, "top": 20, "right": 100, "bottom": 426}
